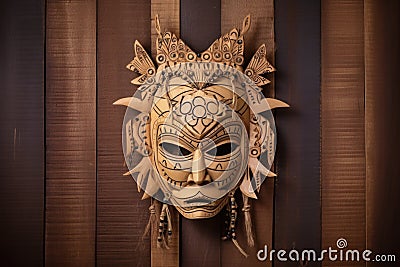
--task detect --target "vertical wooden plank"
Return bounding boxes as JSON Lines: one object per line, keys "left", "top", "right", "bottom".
{"left": 321, "top": 1, "right": 366, "bottom": 266}
{"left": 45, "top": 0, "right": 96, "bottom": 266}
{"left": 181, "top": 214, "right": 224, "bottom": 267}
{"left": 221, "top": 1, "right": 275, "bottom": 266}
{"left": 179, "top": 1, "right": 221, "bottom": 267}
{"left": 365, "top": 1, "right": 400, "bottom": 266}
{"left": 0, "top": 0, "right": 44, "bottom": 266}
{"left": 181, "top": 0, "right": 220, "bottom": 52}
{"left": 274, "top": 1, "right": 321, "bottom": 266}
{"left": 150, "top": 1, "right": 180, "bottom": 267}
{"left": 97, "top": 0, "right": 151, "bottom": 266}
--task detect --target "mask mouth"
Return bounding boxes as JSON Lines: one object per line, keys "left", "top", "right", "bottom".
{"left": 164, "top": 170, "right": 243, "bottom": 206}
{"left": 175, "top": 196, "right": 229, "bottom": 219}
{"left": 184, "top": 197, "right": 213, "bottom": 205}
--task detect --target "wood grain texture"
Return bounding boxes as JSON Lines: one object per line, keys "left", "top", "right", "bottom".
{"left": 365, "top": 1, "right": 400, "bottom": 266}
{"left": 150, "top": 1, "right": 180, "bottom": 266}
{"left": 181, "top": 213, "right": 224, "bottom": 267}
{"left": 45, "top": 0, "right": 96, "bottom": 266}
{"left": 321, "top": 1, "right": 366, "bottom": 266}
{"left": 0, "top": 0, "right": 44, "bottom": 266}
{"left": 274, "top": 1, "right": 321, "bottom": 266}
{"left": 97, "top": 0, "right": 151, "bottom": 266}
{"left": 221, "top": 1, "right": 275, "bottom": 266}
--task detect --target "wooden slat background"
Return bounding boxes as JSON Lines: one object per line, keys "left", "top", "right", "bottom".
{"left": 0, "top": 0, "right": 44, "bottom": 266}
{"left": 45, "top": 0, "right": 96, "bottom": 265}
{"left": 1, "top": 0, "right": 399, "bottom": 266}
{"left": 321, "top": 1, "right": 366, "bottom": 267}
{"left": 274, "top": 1, "right": 322, "bottom": 267}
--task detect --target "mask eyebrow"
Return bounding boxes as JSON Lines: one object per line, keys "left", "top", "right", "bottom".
{"left": 158, "top": 133, "right": 196, "bottom": 151}
{"left": 157, "top": 123, "right": 184, "bottom": 139}
{"left": 205, "top": 122, "right": 243, "bottom": 140}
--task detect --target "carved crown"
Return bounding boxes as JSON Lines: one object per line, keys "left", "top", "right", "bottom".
{"left": 126, "top": 15, "right": 275, "bottom": 87}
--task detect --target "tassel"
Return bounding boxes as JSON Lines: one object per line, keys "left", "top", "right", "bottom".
{"left": 157, "top": 203, "right": 172, "bottom": 249}
{"left": 135, "top": 199, "right": 158, "bottom": 252}
{"left": 164, "top": 203, "right": 173, "bottom": 244}
{"left": 157, "top": 204, "right": 166, "bottom": 248}
{"left": 142, "top": 198, "right": 157, "bottom": 241}
{"left": 232, "top": 238, "right": 249, "bottom": 258}
{"left": 222, "top": 191, "right": 249, "bottom": 257}
{"left": 242, "top": 194, "right": 255, "bottom": 247}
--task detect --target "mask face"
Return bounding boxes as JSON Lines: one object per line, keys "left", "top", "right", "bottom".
{"left": 150, "top": 83, "right": 250, "bottom": 218}
{"left": 118, "top": 61, "right": 286, "bottom": 220}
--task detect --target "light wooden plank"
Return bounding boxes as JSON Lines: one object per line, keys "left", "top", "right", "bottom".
{"left": 321, "top": 1, "right": 366, "bottom": 266}
{"left": 45, "top": 0, "right": 96, "bottom": 266}
{"left": 97, "top": 0, "right": 151, "bottom": 266}
{"left": 151, "top": 1, "right": 180, "bottom": 266}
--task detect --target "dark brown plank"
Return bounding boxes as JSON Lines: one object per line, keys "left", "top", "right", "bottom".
{"left": 321, "top": 1, "right": 366, "bottom": 266}
{"left": 180, "top": 0, "right": 220, "bottom": 53}
{"left": 0, "top": 0, "right": 44, "bottom": 266}
{"left": 96, "top": 0, "right": 151, "bottom": 266}
{"left": 180, "top": 1, "right": 222, "bottom": 267}
{"left": 274, "top": 1, "right": 321, "bottom": 266}
{"left": 45, "top": 0, "right": 96, "bottom": 265}
{"left": 221, "top": 1, "right": 275, "bottom": 266}
{"left": 365, "top": 1, "right": 400, "bottom": 266}
{"left": 181, "top": 213, "right": 224, "bottom": 267}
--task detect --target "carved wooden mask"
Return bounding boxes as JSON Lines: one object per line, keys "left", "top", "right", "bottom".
{"left": 114, "top": 15, "right": 288, "bottom": 221}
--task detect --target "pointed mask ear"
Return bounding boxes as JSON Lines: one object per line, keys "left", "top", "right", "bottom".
{"left": 154, "top": 14, "right": 161, "bottom": 36}
{"left": 240, "top": 169, "right": 258, "bottom": 199}
{"left": 266, "top": 98, "right": 290, "bottom": 109}
{"left": 242, "top": 14, "right": 251, "bottom": 34}
{"left": 113, "top": 97, "right": 152, "bottom": 113}
{"left": 251, "top": 98, "right": 289, "bottom": 114}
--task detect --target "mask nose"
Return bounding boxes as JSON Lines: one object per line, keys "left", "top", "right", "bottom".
{"left": 187, "top": 148, "right": 212, "bottom": 185}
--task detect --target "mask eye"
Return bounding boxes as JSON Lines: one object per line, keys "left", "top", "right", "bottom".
{"left": 206, "top": 143, "right": 238, "bottom": 157}
{"left": 160, "top": 142, "right": 191, "bottom": 157}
